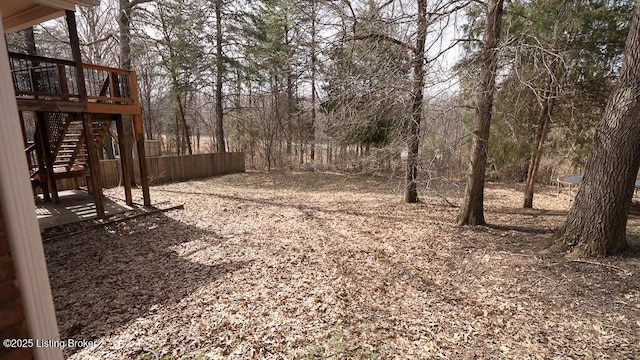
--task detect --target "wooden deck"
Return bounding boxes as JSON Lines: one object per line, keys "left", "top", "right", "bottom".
{"left": 35, "top": 189, "right": 133, "bottom": 230}
{"left": 10, "top": 34, "right": 150, "bottom": 218}
{"left": 9, "top": 52, "right": 142, "bottom": 116}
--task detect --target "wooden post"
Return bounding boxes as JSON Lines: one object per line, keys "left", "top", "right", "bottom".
{"left": 82, "top": 113, "right": 104, "bottom": 217}
{"left": 129, "top": 68, "right": 150, "bottom": 206}
{"left": 19, "top": 112, "right": 34, "bottom": 176}
{"left": 115, "top": 115, "right": 133, "bottom": 205}
{"left": 57, "top": 64, "right": 69, "bottom": 96}
{"left": 19, "top": 111, "right": 28, "bottom": 149}
{"left": 134, "top": 115, "right": 150, "bottom": 206}
{"left": 36, "top": 112, "right": 58, "bottom": 204}
{"left": 68, "top": 10, "right": 105, "bottom": 216}
{"left": 34, "top": 119, "right": 50, "bottom": 202}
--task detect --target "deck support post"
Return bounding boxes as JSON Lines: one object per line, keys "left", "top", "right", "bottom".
{"left": 82, "top": 113, "right": 105, "bottom": 217}
{"left": 36, "top": 112, "right": 58, "bottom": 204}
{"left": 134, "top": 115, "right": 150, "bottom": 206}
{"left": 115, "top": 115, "right": 133, "bottom": 205}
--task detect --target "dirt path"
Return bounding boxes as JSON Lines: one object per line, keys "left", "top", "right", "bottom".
{"left": 44, "top": 171, "right": 640, "bottom": 359}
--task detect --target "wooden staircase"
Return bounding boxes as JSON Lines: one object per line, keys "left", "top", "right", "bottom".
{"left": 29, "top": 113, "right": 113, "bottom": 193}
{"left": 52, "top": 115, "right": 112, "bottom": 173}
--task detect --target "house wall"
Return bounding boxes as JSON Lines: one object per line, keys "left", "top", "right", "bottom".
{"left": 0, "top": 202, "right": 32, "bottom": 360}
{"left": 0, "top": 11, "right": 62, "bottom": 360}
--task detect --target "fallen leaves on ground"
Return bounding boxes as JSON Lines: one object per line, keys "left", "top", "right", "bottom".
{"left": 43, "top": 171, "right": 640, "bottom": 359}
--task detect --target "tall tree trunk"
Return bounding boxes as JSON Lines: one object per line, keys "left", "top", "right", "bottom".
{"left": 523, "top": 96, "right": 554, "bottom": 208}
{"left": 119, "top": 0, "right": 137, "bottom": 186}
{"left": 142, "top": 70, "right": 154, "bottom": 140}
{"left": 215, "top": 0, "right": 226, "bottom": 153}
{"left": 404, "top": 0, "right": 428, "bottom": 203}
{"left": 25, "top": 27, "right": 37, "bottom": 56}
{"left": 103, "top": 131, "right": 115, "bottom": 159}
{"left": 158, "top": 7, "right": 191, "bottom": 155}
{"left": 284, "top": 17, "right": 293, "bottom": 158}
{"left": 176, "top": 93, "right": 192, "bottom": 154}
{"left": 549, "top": 4, "right": 640, "bottom": 257}
{"left": 175, "top": 112, "right": 181, "bottom": 155}
{"left": 286, "top": 72, "right": 293, "bottom": 156}
{"left": 457, "top": 0, "right": 504, "bottom": 224}
{"left": 310, "top": 0, "right": 318, "bottom": 162}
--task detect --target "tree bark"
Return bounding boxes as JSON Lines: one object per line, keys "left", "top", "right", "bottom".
{"left": 175, "top": 112, "right": 181, "bottom": 155}
{"left": 523, "top": 96, "right": 554, "bottom": 208}
{"left": 176, "top": 93, "right": 192, "bottom": 154}
{"left": 102, "top": 131, "right": 115, "bottom": 159}
{"left": 119, "top": 0, "right": 137, "bottom": 187}
{"left": 310, "top": 0, "right": 318, "bottom": 162}
{"left": 25, "top": 27, "right": 37, "bottom": 56}
{"left": 141, "top": 68, "right": 154, "bottom": 140}
{"left": 215, "top": 0, "right": 226, "bottom": 153}
{"left": 404, "top": 0, "right": 428, "bottom": 203}
{"left": 549, "top": 4, "right": 640, "bottom": 257}
{"left": 158, "top": 6, "right": 192, "bottom": 155}
{"left": 457, "top": 0, "right": 504, "bottom": 224}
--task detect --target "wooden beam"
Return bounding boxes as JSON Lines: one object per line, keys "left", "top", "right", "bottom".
{"left": 115, "top": 115, "right": 133, "bottom": 205}
{"left": 16, "top": 99, "right": 86, "bottom": 113}
{"left": 36, "top": 112, "right": 59, "bottom": 204}
{"left": 86, "top": 103, "right": 141, "bottom": 115}
{"left": 19, "top": 111, "right": 28, "bottom": 152}
{"left": 15, "top": 91, "right": 79, "bottom": 100}
{"left": 134, "top": 114, "right": 150, "bottom": 206}
{"left": 82, "top": 113, "right": 104, "bottom": 217}
{"left": 33, "top": 120, "right": 50, "bottom": 202}
{"left": 87, "top": 95, "right": 133, "bottom": 104}
{"left": 16, "top": 100, "right": 142, "bottom": 115}
{"left": 83, "top": 63, "right": 135, "bottom": 75}
{"left": 8, "top": 52, "right": 76, "bottom": 67}
{"left": 52, "top": 169, "right": 90, "bottom": 180}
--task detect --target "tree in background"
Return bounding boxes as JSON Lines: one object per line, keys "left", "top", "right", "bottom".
{"left": 457, "top": 0, "right": 504, "bottom": 225}
{"left": 153, "top": 0, "right": 210, "bottom": 155}
{"left": 504, "top": 0, "right": 632, "bottom": 208}
{"left": 240, "top": 0, "right": 308, "bottom": 168}
{"left": 404, "top": 0, "right": 430, "bottom": 203}
{"left": 119, "top": 0, "right": 151, "bottom": 184}
{"left": 549, "top": 2, "right": 640, "bottom": 257}
{"left": 214, "top": 0, "right": 226, "bottom": 152}
{"left": 322, "top": 0, "right": 469, "bottom": 201}
{"left": 321, "top": 3, "right": 411, "bottom": 156}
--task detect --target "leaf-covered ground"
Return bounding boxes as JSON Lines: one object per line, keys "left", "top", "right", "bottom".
{"left": 43, "top": 171, "right": 640, "bottom": 359}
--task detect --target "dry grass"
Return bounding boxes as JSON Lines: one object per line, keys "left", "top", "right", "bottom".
{"left": 43, "top": 171, "right": 640, "bottom": 359}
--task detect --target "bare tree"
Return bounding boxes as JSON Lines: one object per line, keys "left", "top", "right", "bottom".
{"left": 119, "top": 0, "right": 152, "bottom": 184}
{"left": 404, "top": 0, "right": 429, "bottom": 203}
{"left": 214, "top": 0, "right": 226, "bottom": 152}
{"left": 457, "top": 0, "right": 504, "bottom": 225}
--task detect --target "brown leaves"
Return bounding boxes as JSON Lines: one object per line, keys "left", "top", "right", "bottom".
{"left": 44, "top": 172, "right": 640, "bottom": 359}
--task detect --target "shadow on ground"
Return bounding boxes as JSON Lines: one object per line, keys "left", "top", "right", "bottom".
{"left": 43, "top": 212, "right": 249, "bottom": 357}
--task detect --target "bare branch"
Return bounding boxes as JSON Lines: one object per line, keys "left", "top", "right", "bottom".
{"left": 347, "top": 33, "right": 414, "bottom": 52}
{"left": 128, "top": 0, "right": 154, "bottom": 9}
{"left": 81, "top": 32, "right": 115, "bottom": 47}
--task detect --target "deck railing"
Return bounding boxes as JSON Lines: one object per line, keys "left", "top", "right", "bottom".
{"left": 9, "top": 52, "right": 80, "bottom": 100}
{"left": 9, "top": 52, "right": 138, "bottom": 107}
{"left": 84, "top": 63, "right": 135, "bottom": 105}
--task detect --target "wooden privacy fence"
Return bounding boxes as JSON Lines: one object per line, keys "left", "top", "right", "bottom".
{"left": 56, "top": 152, "right": 245, "bottom": 190}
